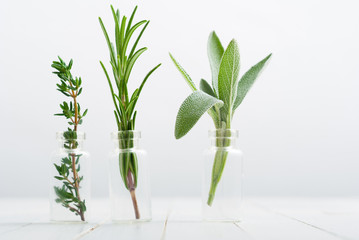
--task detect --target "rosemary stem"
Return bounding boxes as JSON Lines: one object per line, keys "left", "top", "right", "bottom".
{"left": 127, "top": 170, "right": 140, "bottom": 219}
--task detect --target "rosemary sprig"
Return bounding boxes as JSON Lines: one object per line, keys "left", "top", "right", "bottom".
{"left": 99, "top": 5, "right": 161, "bottom": 219}
{"left": 51, "top": 57, "right": 88, "bottom": 221}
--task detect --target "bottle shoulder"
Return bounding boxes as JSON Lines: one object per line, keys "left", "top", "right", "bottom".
{"left": 204, "top": 147, "right": 243, "bottom": 155}
{"left": 109, "top": 147, "right": 147, "bottom": 155}
{"left": 51, "top": 148, "right": 90, "bottom": 157}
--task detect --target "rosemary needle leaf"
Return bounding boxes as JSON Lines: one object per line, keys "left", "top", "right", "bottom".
{"left": 126, "top": 6, "right": 138, "bottom": 35}
{"left": 129, "top": 20, "right": 149, "bottom": 58}
{"left": 122, "top": 20, "right": 147, "bottom": 59}
{"left": 99, "top": 17, "right": 116, "bottom": 65}
{"left": 124, "top": 47, "right": 147, "bottom": 81}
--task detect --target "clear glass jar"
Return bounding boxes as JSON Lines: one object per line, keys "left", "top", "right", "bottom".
{"left": 202, "top": 129, "right": 243, "bottom": 222}
{"left": 109, "top": 131, "right": 151, "bottom": 222}
{"left": 50, "top": 131, "right": 91, "bottom": 222}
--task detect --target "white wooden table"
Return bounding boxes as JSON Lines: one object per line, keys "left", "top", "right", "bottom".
{"left": 0, "top": 198, "right": 357, "bottom": 240}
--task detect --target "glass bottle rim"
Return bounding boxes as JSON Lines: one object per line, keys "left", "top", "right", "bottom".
{"left": 208, "top": 129, "right": 239, "bottom": 138}
{"left": 56, "top": 131, "right": 86, "bottom": 140}
{"left": 111, "top": 130, "right": 141, "bottom": 140}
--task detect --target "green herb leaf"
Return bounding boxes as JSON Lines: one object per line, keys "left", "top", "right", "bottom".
{"left": 129, "top": 21, "right": 149, "bottom": 58}
{"left": 124, "top": 47, "right": 147, "bottom": 83}
{"left": 233, "top": 53, "right": 272, "bottom": 111}
{"left": 175, "top": 91, "right": 223, "bottom": 139}
{"left": 99, "top": 17, "right": 117, "bottom": 67}
{"left": 110, "top": 5, "right": 121, "bottom": 56}
{"left": 207, "top": 31, "right": 224, "bottom": 96}
{"left": 100, "top": 61, "right": 121, "bottom": 117}
{"left": 217, "top": 39, "right": 240, "bottom": 113}
{"left": 122, "top": 20, "right": 147, "bottom": 62}
{"left": 169, "top": 53, "right": 197, "bottom": 92}
{"left": 200, "top": 79, "right": 216, "bottom": 97}
{"left": 126, "top": 6, "right": 137, "bottom": 35}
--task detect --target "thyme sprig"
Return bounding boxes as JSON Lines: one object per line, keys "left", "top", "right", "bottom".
{"left": 51, "top": 57, "right": 88, "bottom": 221}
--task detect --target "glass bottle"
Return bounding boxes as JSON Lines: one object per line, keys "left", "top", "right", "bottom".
{"left": 202, "top": 129, "right": 243, "bottom": 221}
{"left": 50, "top": 131, "right": 91, "bottom": 222}
{"left": 109, "top": 131, "right": 151, "bottom": 222}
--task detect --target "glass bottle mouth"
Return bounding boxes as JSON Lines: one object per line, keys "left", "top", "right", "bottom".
{"left": 111, "top": 130, "right": 141, "bottom": 140}
{"left": 56, "top": 131, "right": 86, "bottom": 140}
{"left": 208, "top": 129, "right": 239, "bottom": 139}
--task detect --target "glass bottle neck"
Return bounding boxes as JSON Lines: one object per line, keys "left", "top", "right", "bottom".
{"left": 209, "top": 129, "right": 238, "bottom": 148}
{"left": 115, "top": 138, "right": 140, "bottom": 149}
{"left": 58, "top": 140, "right": 85, "bottom": 150}
{"left": 56, "top": 131, "right": 85, "bottom": 151}
{"left": 112, "top": 131, "right": 141, "bottom": 150}
{"left": 210, "top": 138, "right": 237, "bottom": 148}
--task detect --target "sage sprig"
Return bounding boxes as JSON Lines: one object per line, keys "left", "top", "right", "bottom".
{"left": 99, "top": 5, "right": 161, "bottom": 219}
{"left": 170, "top": 31, "right": 271, "bottom": 206}
{"left": 51, "top": 57, "right": 88, "bottom": 221}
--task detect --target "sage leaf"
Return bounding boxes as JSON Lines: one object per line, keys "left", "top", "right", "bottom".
{"left": 200, "top": 79, "right": 221, "bottom": 127}
{"left": 207, "top": 31, "right": 224, "bottom": 96}
{"left": 200, "top": 79, "right": 216, "bottom": 97}
{"left": 217, "top": 39, "right": 240, "bottom": 112}
{"left": 233, "top": 53, "right": 272, "bottom": 111}
{"left": 169, "top": 53, "right": 197, "bottom": 91}
{"left": 175, "top": 91, "right": 223, "bottom": 139}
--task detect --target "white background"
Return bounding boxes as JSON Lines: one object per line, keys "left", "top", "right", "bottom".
{"left": 0, "top": 0, "right": 358, "bottom": 199}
